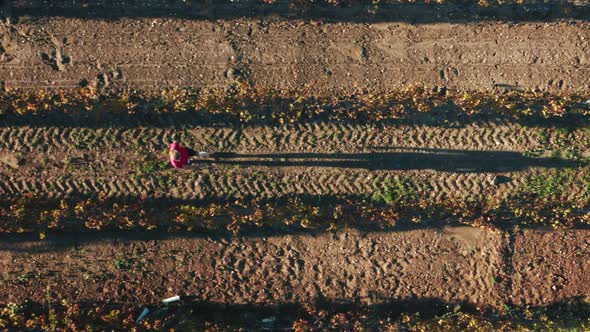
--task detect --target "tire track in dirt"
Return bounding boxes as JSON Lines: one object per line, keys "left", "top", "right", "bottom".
{"left": 1, "top": 124, "right": 586, "bottom": 200}
{"left": 0, "top": 168, "right": 587, "bottom": 201}
{"left": 0, "top": 122, "right": 544, "bottom": 153}
{"left": 0, "top": 228, "right": 506, "bottom": 310}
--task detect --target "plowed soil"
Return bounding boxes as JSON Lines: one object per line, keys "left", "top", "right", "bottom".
{"left": 1, "top": 17, "right": 590, "bottom": 92}
{"left": 0, "top": 228, "right": 515, "bottom": 310}
{"left": 1, "top": 2, "right": 590, "bottom": 325}
{"left": 511, "top": 229, "right": 590, "bottom": 306}
{"left": 2, "top": 229, "right": 590, "bottom": 314}
{"left": 0, "top": 123, "right": 587, "bottom": 200}
{"left": 0, "top": 119, "right": 588, "bottom": 314}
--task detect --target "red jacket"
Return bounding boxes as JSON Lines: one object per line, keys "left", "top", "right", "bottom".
{"left": 169, "top": 141, "right": 189, "bottom": 169}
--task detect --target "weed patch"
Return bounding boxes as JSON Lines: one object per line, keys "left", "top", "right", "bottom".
{"left": 0, "top": 179, "right": 589, "bottom": 235}
{"left": 371, "top": 176, "right": 415, "bottom": 205}
{"left": 2, "top": 84, "right": 590, "bottom": 127}
{"left": 113, "top": 259, "right": 133, "bottom": 270}
{"left": 1, "top": 300, "right": 589, "bottom": 331}
{"left": 521, "top": 171, "right": 576, "bottom": 200}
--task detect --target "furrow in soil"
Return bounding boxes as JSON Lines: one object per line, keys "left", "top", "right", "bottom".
{"left": 0, "top": 169, "right": 586, "bottom": 201}
{"left": 0, "top": 123, "right": 551, "bottom": 152}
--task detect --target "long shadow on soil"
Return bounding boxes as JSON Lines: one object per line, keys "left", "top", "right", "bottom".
{"left": 2, "top": 96, "right": 589, "bottom": 129}
{"left": 203, "top": 149, "right": 579, "bottom": 172}
{"left": 3, "top": 1, "right": 590, "bottom": 23}
{"left": 0, "top": 191, "right": 588, "bottom": 253}
{"left": 129, "top": 297, "right": 590, "bottom": 327}
{"left": 0, "top": 221, "right": 483, "bottom": 253}
{"left": 16, "top": 297, "right": 590, "bottom": 329}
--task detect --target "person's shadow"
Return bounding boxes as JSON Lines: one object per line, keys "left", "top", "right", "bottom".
{"left": 197, "top": 147, "right": 580, "bottom": 173}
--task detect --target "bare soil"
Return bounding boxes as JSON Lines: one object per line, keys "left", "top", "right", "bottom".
{"left": 511, "top": 229, "right": 590, "bottom": 307}
{"left": 0, "top": 228, "right": 506, "bottom": 309}
{"left": 1, "top": 4, "right": 590, "bottom": 325}
{"left": 1, "top": 17, "right": 589, "bottom": 93}
{"left": 0, "top": 123, "right": 587, "bottom": 200}
{"left": 1, "top": 228, "right": 589, "bottom": 314}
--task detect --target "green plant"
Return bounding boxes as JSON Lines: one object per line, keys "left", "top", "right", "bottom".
{"left": 562, "top": 148, "right": 578, "bottom": 161}
{"left": 535, "top": 129, "right": 548, "bottom": 143}
{"left": 556, "top": 127, "right": 570, "bottom": 136}
{"left": 6, "top": 303, "right": 19, "bottom": 316}
{"left": 372, "top": 176, "right": 415, "bottom": 205}
{"left": 522, "top": 172, "right": 575, "bottom": 199}
{"left": 137, "top": 159, "right": 169, "bottom": 174}
{"left": 113, "top": 259, "right": 133, "bottom": 270}
{"left": 17, "top": 272, "right": 33, "bottom": 282}
{"left": 46, "top": 286, "right": 58, "bottom": 331}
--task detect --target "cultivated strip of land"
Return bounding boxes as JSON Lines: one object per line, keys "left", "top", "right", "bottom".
{"left": 1, "top": 18, "right": 589, "bottom": 92}
{"left": 1, "top": 228, "right": 589, "bottom": 312}
{"left": 0, "top": 124, "right": 587, "bottom": 200}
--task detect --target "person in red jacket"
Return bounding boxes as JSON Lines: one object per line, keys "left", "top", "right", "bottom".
{"left": 169, "top": 141, "right": 208, "bottom": 169}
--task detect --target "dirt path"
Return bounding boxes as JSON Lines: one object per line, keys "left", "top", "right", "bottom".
{"left": 1, "top": 18, "right": 589, "bottom": 92}
{"left": 0, "top": 228, "right": 505, "bottom": 309}
{"left": 511, "top": 229, "right": 590, "bottom": 307}
{"left": 1, "top": 5, "right": 590, "bottom": 322}
{"left": 0, "top": 122, "right": 547, "bottom": 153}
{"left": 1, "top": 228, "right": 589, "bottom": 312}
{"left": 0, "top": 124, "right": 586, "bottom": 200}
{"left": 0, "top": 169, "right": 531, "bottom": 200}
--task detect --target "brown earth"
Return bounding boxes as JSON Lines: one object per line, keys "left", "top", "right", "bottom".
{"left": 511, "top": 229, "right": 590, "bottom": 307}
{"left": 0, "top": 123, "right": 587, "bottom": 200}
{"left": 1, "top": 4, "right": 590, "bottom": 324}
{"left": 1, "top": 228, "right": 589, "bottom": 313}
{"left": 1, "top": 17, "right": 590, "bottom": 93}
{"left": 0, "top": 228, "right": 507, "bottom": 310}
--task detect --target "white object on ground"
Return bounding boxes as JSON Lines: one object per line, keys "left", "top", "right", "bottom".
{"left": 162, "top": 295, "right": 181, "bottom": 304}
{"left": 198, "top": 151, "right": 209, "bottom": 158}
{"left": 136, "top": 308, "right": 149, "bottom": 323}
